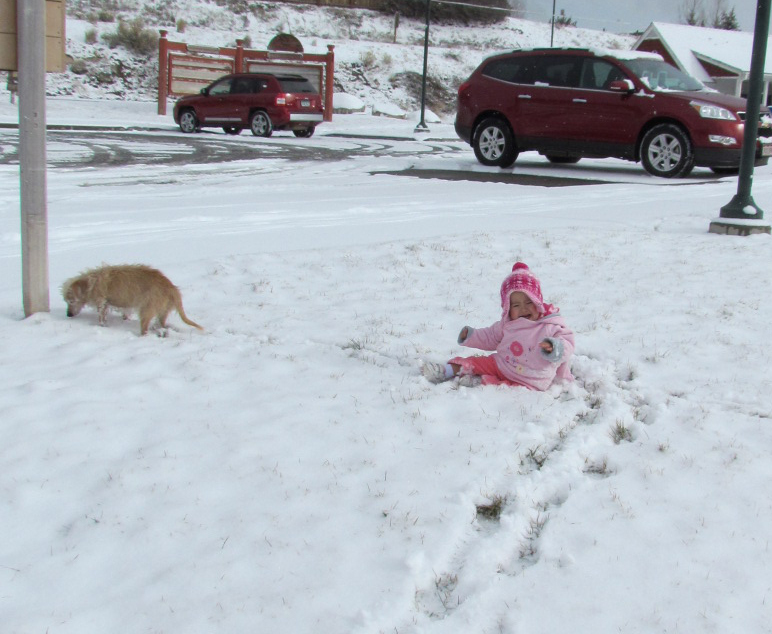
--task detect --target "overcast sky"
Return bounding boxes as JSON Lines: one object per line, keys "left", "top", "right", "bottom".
{"left": 523, "top": 1, "right": 764, "bottom": 34}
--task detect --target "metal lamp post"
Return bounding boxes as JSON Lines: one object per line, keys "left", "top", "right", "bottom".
{"left": 710, "top": 0, "right": 771, "bottom": 235}
{"left": 415, "top": 0, "right": 431, "bottom": 133}
{"left": 551, "top": 0, "right": 556, "bottom": 46}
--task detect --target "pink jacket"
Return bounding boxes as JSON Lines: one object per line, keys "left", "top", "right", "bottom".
{"left": 460, "top": 313, "right": 574, "bottom": 391}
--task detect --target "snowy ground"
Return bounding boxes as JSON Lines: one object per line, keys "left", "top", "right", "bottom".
{"left": 2, "top": 98, "right": 772, "bottom": 633}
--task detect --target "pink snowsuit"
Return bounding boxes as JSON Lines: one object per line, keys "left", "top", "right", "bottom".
{"left": 453, "top": 314, "right": 575, "bottom": 390}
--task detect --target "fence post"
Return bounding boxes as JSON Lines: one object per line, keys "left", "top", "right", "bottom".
{"left": 235, "top": 39, "right": 244, "bottom": 72}
{"left": 158, "top": 29, "right": 168, "bottom": 115}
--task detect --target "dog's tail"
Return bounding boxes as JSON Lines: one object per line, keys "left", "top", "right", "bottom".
{"left": 174, "top": 292, "right": 204, "bottom": 331}
{"left": 179, "top": 310, "right": 204, "bottom": 331}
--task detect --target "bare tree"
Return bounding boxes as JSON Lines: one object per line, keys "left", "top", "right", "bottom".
{"left": 507, "top": 0, "right": 526, "bottom": 19}
{"left": 680, "top": 0, "right": 706, "bottom": 26}
{"left": 680, "top": 0, "right": 739, "bottom": 30}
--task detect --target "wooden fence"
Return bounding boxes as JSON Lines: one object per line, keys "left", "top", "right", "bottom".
{"left": 157, "top": 30, "right": 335, "bottom": 121}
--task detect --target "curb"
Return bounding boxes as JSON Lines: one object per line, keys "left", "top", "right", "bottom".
{"left": 0, "top": 123, "right": 458, "bottom": 142}
{"left": 0, "top": 123, "right": 175, "bottom": 132}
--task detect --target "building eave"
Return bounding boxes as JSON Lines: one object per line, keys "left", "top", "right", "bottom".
{"left": 692, "top": 52, "right": 745, "bottom": 77}
{"left": 633, "top": 22, "right": 686, "bottom": 72}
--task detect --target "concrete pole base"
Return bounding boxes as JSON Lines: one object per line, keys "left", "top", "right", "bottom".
{"left": 709, "top": 220, "right": 771, "bottom": 236}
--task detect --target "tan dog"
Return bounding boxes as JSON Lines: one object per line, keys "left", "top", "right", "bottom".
{"left": 62, "top": 264, "right": 204, "bottom": 335}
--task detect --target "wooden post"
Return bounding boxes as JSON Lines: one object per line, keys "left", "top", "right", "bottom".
{"left": 235, "top": 39, "right": 244, "bottom": 73}
{"left": 7, "top": 71, "right": 18, "bottom": 104}
{"left": 18, "top": 0, "right": 49, "bottom": 316}
{"left": 157, "top": 29, "right": 168, "bottom": 115}
{"left": 325, "top": 44, "right": 334, "bottom": 122}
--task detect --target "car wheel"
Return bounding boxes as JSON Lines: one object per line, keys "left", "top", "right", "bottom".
{"left": 640, "top": 124, "right": 694, "bottom": 178}
{"left": 545, "top": 155, "right": 581, "bottom": 164}
{"left": 293, "top": 127, "right": 315, "bottom": 138}
{"left": 473, "top": 117, "right": 518, "bottom": 168}
{"left": 179, "top": 109, "right": 199, "bottom": 134}
{"left": 250, "top": 111, "right": 273, "bottom": 137}
{"left": 223, "top": 126, "right": 242, "bottom": 135}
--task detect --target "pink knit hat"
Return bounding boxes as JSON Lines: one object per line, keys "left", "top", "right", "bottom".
{"left": 499, "top": 262, "right": 556, "bottom": 319}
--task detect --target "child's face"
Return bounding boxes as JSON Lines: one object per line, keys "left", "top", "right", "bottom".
{"left": 509, "top": 292, "right": 539, "bottom": 321}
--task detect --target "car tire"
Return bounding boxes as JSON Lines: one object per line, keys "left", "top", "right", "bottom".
{"left": 640, "top": 124, "right": 694, "bottom": 178}
{"left": 223, "top": 126, "right": 242, "bottom": 135}
{"left": 250, "top": 111, "right": 273, "bottom": 137}
{"left": 545, "top": 155, "right": 581, "bottom": 164}
{"left": 293, "top": 127, "right": 315, "bottom": 138}
{"left": 472, "top": 117, "right": 518, "bottom": 168}
{"left": 179, "top": 109, "right": 199, "bottom": 134}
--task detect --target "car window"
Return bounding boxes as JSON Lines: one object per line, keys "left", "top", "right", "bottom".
{"left": 277, "top": 78, "right": 315, "bottom": 93}
{"left": 622, "top": 58, "right": 703, "bottom": 92}
{"left": 534, "top": 57, "right": 580, "bottom": 88}
{"left": 579, "top": 59, "right": 628, "bottom": 90}
{"left": 209, "top": 79, "right": 232, "bottom": 96}
{"left": 481, "top": 57, "right": 536, "bottom": 85}
{"left": 232, "top": 78, "right": 252, "bottom": 94}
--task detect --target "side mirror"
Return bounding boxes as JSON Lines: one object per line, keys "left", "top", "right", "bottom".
{"left": 609, "top": 79, "right": 635, "bottom": 93}
{"left": 200, "top": 88, "right": 209, "bottom": 96}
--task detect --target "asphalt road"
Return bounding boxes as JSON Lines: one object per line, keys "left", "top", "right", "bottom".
{"left": 0, "top": 128, "right": 466, "bottom": 169}
{"left": 0, "top": 128, "right": 630, "bottom": 187}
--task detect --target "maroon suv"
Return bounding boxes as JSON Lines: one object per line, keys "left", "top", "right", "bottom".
{"left": 455, "top": 48, "right": 772, "bottom": 178}
{"left": 174, "top": 73, "right": 324, "bottom": 138}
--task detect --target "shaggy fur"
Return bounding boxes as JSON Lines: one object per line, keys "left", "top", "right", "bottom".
{"left": 62, "top": 264, "right": 204, "bottom": 335}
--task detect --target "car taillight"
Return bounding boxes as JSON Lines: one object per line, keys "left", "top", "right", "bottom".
{"left": 458, "top": 81, "right": 471, "bottom": 95}
{"left": 276, "top": 94, "right": 287, "bottom": 105}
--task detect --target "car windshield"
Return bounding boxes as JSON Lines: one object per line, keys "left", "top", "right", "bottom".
{"left": 278, "top": 78, "right": 315, "bottom": 94}
{"left": 622, "top": 58, "right": 704, "bottom": 92}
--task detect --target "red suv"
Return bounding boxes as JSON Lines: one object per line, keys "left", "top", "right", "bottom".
{"left": 174, "top": 73, "right": 324, "bottom": 138}
{"left": 455, "top": 48, "right": 772, "bottom": 178}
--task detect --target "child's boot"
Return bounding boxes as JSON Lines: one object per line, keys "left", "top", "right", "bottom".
{"left": 457, "top": 374, "right": 482, "bottom": 387}
{"left": 421, "top": 362, "right": 453, "bottom": 384}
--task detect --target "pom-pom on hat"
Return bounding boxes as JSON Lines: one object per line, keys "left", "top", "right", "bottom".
{"left": 499, "top": 262, "right": 556, "bottom": 319}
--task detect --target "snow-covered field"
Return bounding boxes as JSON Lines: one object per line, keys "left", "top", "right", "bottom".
{"left": 1, "top": 95, "right": 772, "bottom": 633}
{"left": 2, "top": 4, "right": 772, "bottom": 632}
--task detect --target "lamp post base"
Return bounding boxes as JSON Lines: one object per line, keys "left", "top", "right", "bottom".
{"left": 709, "top": 219, "right": 771, "bottom": 236}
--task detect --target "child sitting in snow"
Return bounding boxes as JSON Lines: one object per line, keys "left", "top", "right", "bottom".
{"left": 422, "top": 262, "right": 574, "bottom": 389}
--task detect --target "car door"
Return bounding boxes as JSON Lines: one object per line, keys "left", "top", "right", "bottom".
{"left": 198, "top": 76, "right": 236, "bottom": 124}
{"left": 561, "top": 58, "right": 648, "bottom": 156}
{"left": 251, "top": 76, "right": 273, "bottom": 115}
{"left": 514, "top": 54, "right": 583, "bottom": 148}
{"left": 227, "top": 76, "right": 256, "bottom": 124}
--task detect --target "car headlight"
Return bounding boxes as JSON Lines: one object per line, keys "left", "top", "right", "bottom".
{"left": 690, "top": 101, "right": 738, "bottom": 121}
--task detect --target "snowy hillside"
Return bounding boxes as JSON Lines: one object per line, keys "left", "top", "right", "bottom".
{"left": 43, "top": 0, "right": 636, "bottom": 116}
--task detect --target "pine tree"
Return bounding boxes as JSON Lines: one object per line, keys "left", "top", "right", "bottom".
{"left": 554, "top": 9, "right": 577, "bottom": 28}
{"left": 718, "top": 8, "right": 740, "bottom": 31}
